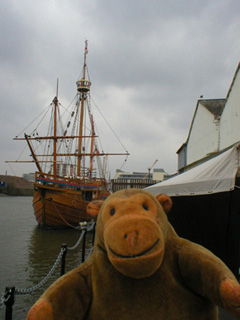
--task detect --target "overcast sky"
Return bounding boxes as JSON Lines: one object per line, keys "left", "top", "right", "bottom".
{"left": 0, "top": 0, "right": 240, "bottom": 178}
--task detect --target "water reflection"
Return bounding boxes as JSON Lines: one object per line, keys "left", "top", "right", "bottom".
{"left": 0, "top": 197, "right": 94, "bottom": 319}
{"left": 21, "top": 227, "right": 93, "bottom": 319}
{"left": 28, "top": 226, "right": 93, "bottom": 284}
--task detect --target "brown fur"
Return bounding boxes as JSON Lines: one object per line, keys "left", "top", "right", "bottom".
{"left": 27, "top": 189, "right": 240, "bottom": 319}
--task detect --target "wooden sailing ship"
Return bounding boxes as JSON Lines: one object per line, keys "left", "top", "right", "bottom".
{"left": 8, "top": 41, "right": 129, "bottom": 228}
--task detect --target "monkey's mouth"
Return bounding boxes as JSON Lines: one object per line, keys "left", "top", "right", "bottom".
{"left": 108, "top": 238, "right": 160, "bottom": 259}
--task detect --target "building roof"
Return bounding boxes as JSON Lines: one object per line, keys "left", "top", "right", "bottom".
{"left": 199, "top": 99, "right": 226, "bottom": 118}
{"left": 182, "top": 98, "right": 226, "bottom": 148}
{"left": 176, "top": 142, "right": 187, "bottom": 155}
{"left": 176, "top": 61, "right": 240, "bottom": 170}
{"left": 226, "top": 62, "right": 240, "bottom": 99}
{"left": 153, "top": 168, "right": 165, "bottom": 172}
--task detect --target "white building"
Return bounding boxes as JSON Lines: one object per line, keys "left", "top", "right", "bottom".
{"left": 178, "top": 62, "right": 240, "bottom": 172}
{"left": 114, "top": 168, "right": 169, "bottom": 182}
{"left": 22, "top": 172, "right": 35, "bottom": 182}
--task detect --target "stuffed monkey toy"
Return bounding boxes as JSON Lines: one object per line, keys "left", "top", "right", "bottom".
{"left": 27, "top": 189, "right": 240, "bottom": 319}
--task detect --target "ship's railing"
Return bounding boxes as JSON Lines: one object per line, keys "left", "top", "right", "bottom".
{"left": 35, "top": 172, "right": 108, "bottom": 190}
{"left": 0, "top": 221, "right": 96, "bottom": 320}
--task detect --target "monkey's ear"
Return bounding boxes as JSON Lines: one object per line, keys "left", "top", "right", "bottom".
{"left": 86, "top": 200, "right": 104, "bottom": 217}
{"left": 156, "top": 194, "right": 172, "bottom": 213}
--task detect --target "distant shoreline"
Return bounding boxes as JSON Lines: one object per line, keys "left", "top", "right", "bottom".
{"left": 0, "top": 174, "right": 34, "bottom": 196}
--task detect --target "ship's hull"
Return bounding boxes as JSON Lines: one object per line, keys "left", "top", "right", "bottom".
{"left": 33, "top": 182, "right": 109, "bottom": 229}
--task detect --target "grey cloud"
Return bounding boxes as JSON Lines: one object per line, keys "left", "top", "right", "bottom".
{"left": 0, "top": 0, "right": 240, "bottom": 177}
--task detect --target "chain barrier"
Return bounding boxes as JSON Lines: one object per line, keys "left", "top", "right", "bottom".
{"left": 0, "top": 220, "right": 95, "bottom": 314}
{"left": 68, "top": 224, "right": 87, "bottom": 251}
{"left": 15, "top": 246, "right": 66, "bottom": 296}
{"left": 86, "top": 246, "right": 94, "bottom": 260}
{"left": 0, "top": 291, "right": 10, "bottom": 309}
{"left": 67, "top": 221, "right": 95, "bottom": 251}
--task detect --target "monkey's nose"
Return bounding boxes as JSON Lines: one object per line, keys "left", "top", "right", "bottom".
{"left": 124, "top": 231, "right": 139, "bottom": 248}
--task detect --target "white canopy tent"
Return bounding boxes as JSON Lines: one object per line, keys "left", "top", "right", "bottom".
{"left": 146, "top": 145, "right": 239, "bottom": 197}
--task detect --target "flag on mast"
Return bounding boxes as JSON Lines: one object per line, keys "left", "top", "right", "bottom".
{"left": 85, "top": 40, "right": 88, "bottom": 54}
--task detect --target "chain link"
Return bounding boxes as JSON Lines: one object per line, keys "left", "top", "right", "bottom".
{"left": 67, "top": 222, "right": 95, "bottom": 251}
{"left": 0, "top": 287, "right": 14, "bottom": 309}
{"left": 87, "top": 221, "right": 96, "bottom": 232}
{"left": 0, "top": 292, "right": 8, "bottom": 309}
{"left": 68, "top": 230, "right": 86, "bottom": 251}
{"left": 15, "top": 247, "right": 66, "bottom": 296}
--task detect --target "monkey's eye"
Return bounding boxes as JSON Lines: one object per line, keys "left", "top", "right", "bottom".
{"left": 142, "top": 203, "right": 148, "bottom": 211}
{"left": 110, "top": 208, "right": 115, "bottom": 216}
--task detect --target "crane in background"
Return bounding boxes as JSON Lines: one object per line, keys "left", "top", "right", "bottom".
{"left": 143, "top": 159, "right": 158, "bottom": 179}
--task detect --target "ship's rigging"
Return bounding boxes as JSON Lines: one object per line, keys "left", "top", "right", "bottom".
{"left": 7, "top": 41, "right": 129, "bottom": 182}
{"left": 5, "top": 41, "right": 129, "bottom": 228}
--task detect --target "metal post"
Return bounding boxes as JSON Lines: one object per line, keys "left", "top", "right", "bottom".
{"left": 92, "top": 222, "right": 96, "bottom": 247}
{"left": 61, "top": 244, "right": 67, "bottom": 276}
{"left": 81, "top": 230, "right": 87, "bottom": 263}
{"left": 4, "top": 287, "right": 15, "bottom": 320}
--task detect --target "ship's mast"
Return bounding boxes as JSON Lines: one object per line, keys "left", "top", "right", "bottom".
{"left": 76, "top": 40, "right": 91, "bottom": 178}
{"left": 89, "top": 114, "right": 95, "bottom": 179}
{"left": 24, "top": 133, "right": 43, "bottom": 173}
{"left": 52, "top": 79, "right": 59, "bottom": 178}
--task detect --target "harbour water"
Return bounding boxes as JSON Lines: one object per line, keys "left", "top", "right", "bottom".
{"left": 0, "top": 196, "right": 93, "bottom": 320}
